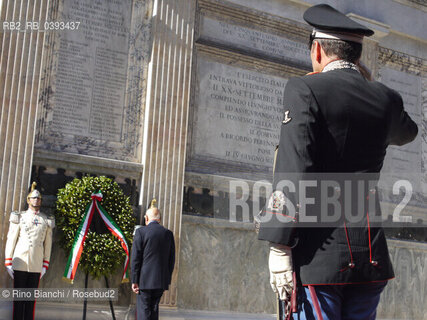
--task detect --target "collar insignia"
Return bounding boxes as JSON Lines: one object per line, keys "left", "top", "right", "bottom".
{"left": 282, "top": 110, "right": 292, "bottom": 124}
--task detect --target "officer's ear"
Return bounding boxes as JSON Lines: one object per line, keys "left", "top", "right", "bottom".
{"left": 313, "top": 40, "right": 323, "bottom": 63}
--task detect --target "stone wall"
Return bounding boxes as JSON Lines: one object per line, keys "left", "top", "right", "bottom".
{"left": 379, "top": 240, "right": 427, "bottom": 319}
{"left": 178, "top": 216, "right": 427, "bottom": 319}
{"left": 178, "top": 215, "right": 275, "bottom": 314}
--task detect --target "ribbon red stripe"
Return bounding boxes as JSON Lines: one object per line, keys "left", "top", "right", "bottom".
{"left": 70, "top": 204, "right": 96, "bottom": 280}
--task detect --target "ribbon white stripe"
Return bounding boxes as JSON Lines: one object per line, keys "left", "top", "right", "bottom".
{"left": 95, "top": 202, "right": 130, "bottom": 280}
{"left": 66, "top": 201, "right": 94, "bottom": 278}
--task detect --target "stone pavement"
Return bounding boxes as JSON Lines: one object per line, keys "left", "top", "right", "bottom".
{"left": 0, "top": 301, "right": 276, "bottom": 320}
{"left": 0, "top": 301, "right": 399, "bottom": 319}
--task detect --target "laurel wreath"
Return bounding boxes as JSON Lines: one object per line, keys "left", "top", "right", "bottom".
{"left": 55, "top": 176, "right": 135, "bottom": 279}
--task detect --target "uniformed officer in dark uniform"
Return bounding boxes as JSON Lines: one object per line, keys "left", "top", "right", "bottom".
{"left": 258, "top": 4, "right": 418, "bottom": 320}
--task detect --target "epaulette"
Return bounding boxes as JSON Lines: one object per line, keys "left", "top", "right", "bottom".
{"left": 9, "top": 211, "right": 21, "bottom": 224}
{"left": 47, "top": 216, "right": 55, "bottom": 228}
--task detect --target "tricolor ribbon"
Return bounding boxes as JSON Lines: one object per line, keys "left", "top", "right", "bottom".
{"left": 63, "top": 191, "right": 130, "bottom": 284}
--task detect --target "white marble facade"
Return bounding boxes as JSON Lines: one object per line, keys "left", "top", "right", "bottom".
{"left": 0, "top": 0, "right": 425, "bottom": 317}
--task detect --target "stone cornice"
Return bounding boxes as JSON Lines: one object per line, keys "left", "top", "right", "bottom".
{"left": 409, "top": 0, "right": 427, "bottom": 5}
{"left": 378, "top": 46, "right": 427, "bottom": 76}
{"left": 33, "top": 149, "right": 144, "bottom": 177}
{"left": 393, "top": 0, "right": 427, "bottom": 11}
{"left": 195, "top": 42, "right": 307, "bottom": 78}
{"left": 197, "top": 0, "right": 311, "bottom": 41}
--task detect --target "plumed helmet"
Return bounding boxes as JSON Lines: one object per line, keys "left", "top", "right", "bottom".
{"left": 149, "top": 198, "right": 157, "bottom": 209}
{"left": 27, "top": 182, "right": 42, "bottom": 199}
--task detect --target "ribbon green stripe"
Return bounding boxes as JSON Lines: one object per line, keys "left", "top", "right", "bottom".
{"left": 63, "top": 191, "right": 130, "bottom": 282}
{"left": 96, "top": 202, "right": 130, "bottom": 280}
{"left": 63, "top": 201, "right": 93, "bottom": 278}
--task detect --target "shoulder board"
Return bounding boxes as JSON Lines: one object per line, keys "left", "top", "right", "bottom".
{"left": 39, "top": 212, "right": 55, "bottom": 228}
{"left": 9, "top": 211, "right": 21, "bottom": 224}
{"left": 47, "top": 216, "right": 55, "bottom": 228}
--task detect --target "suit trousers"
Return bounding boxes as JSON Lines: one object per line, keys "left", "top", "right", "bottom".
{"left": 137, "top": 289, "right": 164, "bottom": 320}
{"left": 13, "top": 270, "right": 40, "bottom": 320}
{"left": 289, "top": 281, "right": 387, "bottom": 320}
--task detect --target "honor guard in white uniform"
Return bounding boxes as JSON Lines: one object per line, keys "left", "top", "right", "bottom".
{"left": 4, "top": 182, "right": 55, "bottom": 320}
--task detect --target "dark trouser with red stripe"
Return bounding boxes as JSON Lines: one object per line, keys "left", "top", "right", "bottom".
{"left": 287, "top": 281, "right": 387, "bottom": 320}
{"left": 13, "top": 270, "right": 40, "bottom": 320}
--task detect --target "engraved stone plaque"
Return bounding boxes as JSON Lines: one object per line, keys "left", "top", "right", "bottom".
{"left": 377, "top": 67, "right": 425, "bottom": 215}
{"left": 36, "top": 0, "right": 138, "bottom": 160}
{"left": 189, "top": 58, "right": 287, "bottom": 173}
{"left": 379, "top": 68, "right": 422, "bottom": 190}
{"left": 199, "top": 17, "right": 311, "bottom": 68}
{"left": 55, "top": 0, "right": 131, "bottom": 141}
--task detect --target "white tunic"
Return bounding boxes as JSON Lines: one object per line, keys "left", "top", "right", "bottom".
{"left": 4, "top": 209, "right": 54, "bottom": 273}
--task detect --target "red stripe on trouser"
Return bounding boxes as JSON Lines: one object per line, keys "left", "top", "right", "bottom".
{"left": 343, "top": 222, "right": 354, "bottom": 265}
{"left": 308, "top": 285, "right": 324, "bottom": 320}
{"left": 291, "top": 272, "right": 298, "bottom": 313}
{"left": 32, "top": 277, "right": 40, "bottom": 320}
{"left": 367, "top": 212, "right": 373, "bottom": 262}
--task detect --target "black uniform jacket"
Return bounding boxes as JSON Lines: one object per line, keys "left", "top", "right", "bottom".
{"left": 131, "top": 221, "right": 175, "bottom": 290}
{"left": 258, "top": 68, "right": 418, "bottom": 285}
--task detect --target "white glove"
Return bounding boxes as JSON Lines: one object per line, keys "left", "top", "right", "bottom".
{"left": 6, "top": 265, "right": 14, "bottom": 279}
{"left": 269, "top": 243, "right": 293, "bottom": 301}
{"left": 40, "top": 266, "right": 47, "bottom": 279}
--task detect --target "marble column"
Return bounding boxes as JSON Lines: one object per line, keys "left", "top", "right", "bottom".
{"left": 139, "top": 0, "right": 196, "bottom": 307}
{"left": 0, "top": 0, "right": 53, "bottom": 288}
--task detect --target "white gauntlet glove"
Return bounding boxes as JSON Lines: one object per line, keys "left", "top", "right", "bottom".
{"left": 6, "top": 265, "right": 14, "bottom": 279}
{"left": 269, "top": 243, "right": 293, "bottom": 301}
{"left": 40, "top": 266, "right": 47, "bottom": 279}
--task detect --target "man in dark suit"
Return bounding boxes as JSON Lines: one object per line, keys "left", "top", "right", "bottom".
{"left": 258, "top": 4, "right": 418, "bottom": 320}
{"left": 131, "top": 205, "right": 175, "bottom": 320}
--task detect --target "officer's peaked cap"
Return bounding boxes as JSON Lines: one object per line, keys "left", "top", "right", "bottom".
{"left": 304, "top": 4, "right": 374, "bottom": 43}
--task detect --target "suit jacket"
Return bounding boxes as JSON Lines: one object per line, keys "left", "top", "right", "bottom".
{"left": 258, "top": 67, "right": 418, "bottom": 285}
{"left": 131, "top": 221, "right": 175, "bottom": 290}
{"left": 5, "top": 210, "right": 55, "bottom": 273}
